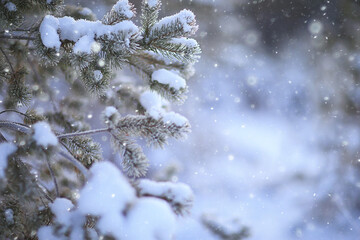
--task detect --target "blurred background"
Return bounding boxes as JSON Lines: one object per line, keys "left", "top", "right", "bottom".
{"left": 76, "top": 0, "right": 360, "bottom": 239}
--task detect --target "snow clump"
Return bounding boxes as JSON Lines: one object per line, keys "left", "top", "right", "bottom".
{"left": 39, "top": 15, "right": 138, "bottom": 52}
{"left": 32, "top": 121, "right": 58, "bottom": 148}
{"left": 152, "top": 69, "right": 186, "bottom": 90}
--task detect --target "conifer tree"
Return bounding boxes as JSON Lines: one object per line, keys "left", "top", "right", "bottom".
{"left": 0, "top": 0, "right": 200, "bottom": 239}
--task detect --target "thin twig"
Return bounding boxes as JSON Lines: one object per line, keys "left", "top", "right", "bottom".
{"left": 36, "top": 186, "right": 54, "bottom": 203}
{"left": 0, "top": 34, "right": 36, "bottom": 40}
{"left": 57, "top": 128, "right": 111, "bottom": 139}
{"left": 0, "top": 120, "right": 110, "bottom": 140}
{"left": 0, "top": 120, "right": 31, "bottom": 134}
{"left": 0, "top": 131, "right": 7, "bottom": 143}
{"left": 0, "top": 109, "right": 30, "bottom": 118}
{"left": 45, "top": 155, "right": 59, "bottom": 197}
{"left": 0, "top": 46, "right": 14, "bottom": 73}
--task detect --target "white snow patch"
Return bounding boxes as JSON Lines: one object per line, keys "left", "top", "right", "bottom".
{"left": 5, "top": 209, "right": 14, "bottom": 224}
{"left": 39, "top": 15, "right": 60, "bottom": 50}
{"left": 104, "top": 106, "right": 118, "bottom": 117}
{"left": 50, "top": 198, "right": 74, "bottom": 226}
{"left": 38, "top": 226, "right": 62, "bottom": 240}
{"left": 0, "top": 143, "right": 17, "bottom": 179}
{"left": 170, "top": 37, "right": 198, "bottom": 48}
{"left": 93, "top": 70, "right": 103, "bottom": 82}
{"left": 140, "top": 90, "right": 163, "bottom": 111}
{"left": 5, "top": 2, "right": 16, "bottom": 11}
{"left": 124, "top": 197, "right": 176, "bottom": 240}
{"left": 91, "top": 41, "right": 101, "bottom": 53}
{"left": 77, "top": 162, "right": 135, "bottom": 238}
{"left": 152, "top": 69, "right": 186, "bottom": 90}
{"left": 147, "top": 0, "right": 158, "bottom": 8}
{"left": 78, "top": 161, "right": 135, "bottom": 215}
{"left": 73, "top": 35, "right": 95, "bottom": 54}
{"left": 33, "top": 121, "right": 58, "bottom": 148}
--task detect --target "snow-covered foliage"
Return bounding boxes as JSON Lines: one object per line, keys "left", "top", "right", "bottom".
{"left": 152, "top": 9, "right": 198, "bottom": 37}
{"left": 38, "top": 162, "right": 177, "bottom": 240}
{"left": 152, "top": 69, "right": 186, "bottom": 91}
{"left": 138, "top": 179, "right": 193, "bottom": 215}
{"left": 0, "top": 143, "right": 17, "bottom": 179}
{"left": 140, "top": 90, "right": 189, "bottom": 126}
{"left": 0, "top": 0, "right": 200, "bottom": 239}
{"left": 40, "top": 15, "right": 138, "bottom": 52}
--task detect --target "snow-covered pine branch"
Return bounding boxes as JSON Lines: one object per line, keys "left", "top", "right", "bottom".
{"left": 38, "top": 162, "right": 177, "bottom": 240}
{"left": 137, "top": 179, "right": 194, "bottom": 215}
{"left": 0, "top": 0, "right": 201, "bottom": 239}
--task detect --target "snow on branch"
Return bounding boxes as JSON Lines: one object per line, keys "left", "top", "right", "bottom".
{"left": 152, "top": 68, "right": 186, "bottom": 90}
{"left": 140, "top": 90, "right": 189, "bottom": 126}
{"left": 201, "top": 214, "right": 250, "bottom": 240}
{"left": 150, "top": 9, "right": 198, "bottom": 41}
{"left": 39, "top": 15, "right": 139, "bottom": 53}
{"left": 102, "top": 0, "right": 135, "bottom": 25}
{"left": 101, "top": 105, "right": 189, "bottom": 176}
{"left": 147, "top": 69, "right": 188, "bottom": 103}
{"left": 32, "top": 121, "right": 58, "bottom": 148}
{"left": 137, "top": 179, "right": 193, "bottom": 215}
{"left": 38, "top": 162, "right": 177, "bottom": 240}
{"left": 0, "top": 0, "right": 201, "bottom": 238}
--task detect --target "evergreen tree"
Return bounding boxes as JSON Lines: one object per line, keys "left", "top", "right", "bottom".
{"left": 0, "top": 0, "right": 200, "bottom": 239}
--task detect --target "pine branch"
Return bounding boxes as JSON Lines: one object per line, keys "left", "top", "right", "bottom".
{"left": 110, "top": 132, "right": 149, "bottom": 177}
{"left": 113, "top": 115, "right": 190, "bottom": 148}
{"left": 0, "top": 0, "right": 201, "bottom": 237}
{"left": 58, "top": 144, "right": 88, "bottom": 177}
{"left": 140, "top": 0, "right": 161, "bottom": 41}
{"left": 102, "top": 0, "right": 136, "bottom": 25}
{"left": 60, "top": 136, "right": 101, "bottom": 167}
{"left": 57, "top": 128, "right": 111, "bottom": 139}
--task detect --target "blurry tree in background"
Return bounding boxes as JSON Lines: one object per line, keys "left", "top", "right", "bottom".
{"left": 184, "top": 0, "right": 360, "bottom": 237}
